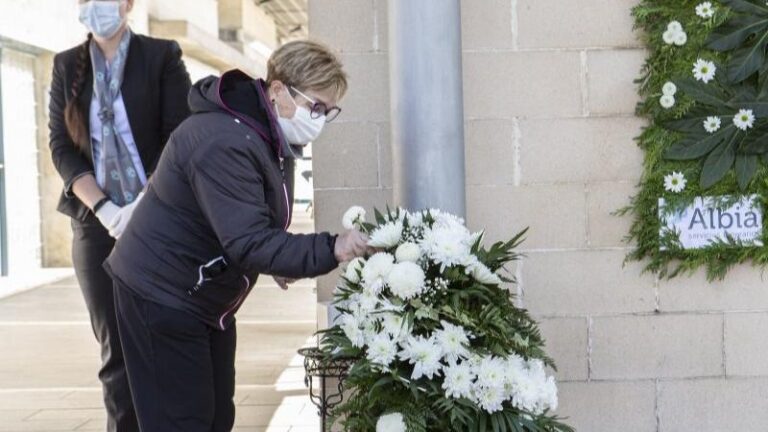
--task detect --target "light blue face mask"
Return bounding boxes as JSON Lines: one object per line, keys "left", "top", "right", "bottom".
{"left": 79, "top": 1, "right": 125, "bottom": 39}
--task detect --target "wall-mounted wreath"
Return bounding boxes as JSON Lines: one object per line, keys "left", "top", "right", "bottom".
{"left": 626, "top": 0, "right": 768, "bottom": 280}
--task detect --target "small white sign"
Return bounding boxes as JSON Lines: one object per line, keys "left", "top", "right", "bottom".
{"left": 659, "top": 195, "right": 763, "bottom": 249}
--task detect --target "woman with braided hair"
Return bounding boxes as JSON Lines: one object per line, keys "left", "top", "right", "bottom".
{"left": 47, "top": 1, "right": 191, "bottom": 430}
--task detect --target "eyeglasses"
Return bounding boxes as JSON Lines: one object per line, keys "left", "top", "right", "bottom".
{"left": 289, "top": 86, "right": 342, "bottom": 123}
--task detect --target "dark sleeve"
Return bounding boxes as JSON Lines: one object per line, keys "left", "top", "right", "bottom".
{"left": 48, "top": 53, "right": 93, "bottom": 197}
{"left": 156, "top": 41, "right": 192, "bottom": 166}
{"left": 187, "top": 137, "right": 339, "bottom": 279}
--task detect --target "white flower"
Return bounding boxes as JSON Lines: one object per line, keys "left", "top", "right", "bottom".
{"left": 667, "top": 21, "right": 683, "bottom": 33}
{"left": 340, "top": 313, "right": 366, "bottom": 348}
{"left": 662, "top": 81, "right": 677, "bottom": 96}
{"left": 662, "top": 29, "right": 677, "bottom": 45}
{"left": 395, "top": 242, "right": 422, "bottom": 263}
{"left": 420, "top": 224, "right": 473, "bottom": 270}
{"left": 386, "top": 261, "right": 426, "bottom": 300}
{"left": 442, "top": 362, "right": 475, "bottom": 399}
{"left": 703, "top": 116, "right": 721, "bottom": 133}
{"left": 399, "top": 335, "right": 443, "bottom": 380}
{"left": 465, "top": 257, "right": 503, "bottom": 286}
{"left": 696, "top": 2, "right": 715, "bottom": 18}
{"left": 368, "top": 220, "right": 404, "bottom": 248}
{"left": 474, "top": 356, "right": 507, "bottom": 390}
{"left": 381, "top": 311, "right": 410, "bottom": 341}
{"left": 693, "top": 59, "right": 717, "bottom": 83}
{"left": 473, "top": 384, "right": 506, "bottom": 413}
{"left": 376, "top": 413, "right": 407, "bottom": 432}
{"left": 435, "top": 321, "right": 471, "bottom": 363}
{"left": 660, "top": 94, "right": 676, "bottom": 109}
{"left": 342, "top": 206, "right": 366, "bottom": 230}
{"left": 344, "top": 257, "right": 365, "bottom": 284}
{"left": 673, "top": 31, "right": 688, "bottom": 46}
{"left": 733, "top": 108, "right": 756, "bottom": 131}
{"left": 663, "top": 171, "right": 687, "bottom": 193}
{"left": 366, "top": 332, "right": 398, "bottom": 367}
{"left": 362, "top": 253, "right": 395, "bottom": 289}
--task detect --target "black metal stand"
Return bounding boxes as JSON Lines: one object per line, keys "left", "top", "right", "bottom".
{"left": 298, "top": 347, "right": 356, "bottom": 432}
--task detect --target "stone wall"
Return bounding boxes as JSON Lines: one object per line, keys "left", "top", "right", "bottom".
{"left": 309, "top": 1, "right": 767, "bottom": 430}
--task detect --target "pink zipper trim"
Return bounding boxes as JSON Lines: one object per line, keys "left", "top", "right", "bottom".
{"left": 218, "top": 275, "right": 251, "bottom": 330}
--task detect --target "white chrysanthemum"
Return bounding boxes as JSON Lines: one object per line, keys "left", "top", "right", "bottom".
{"left": 395, "top": 242, "right": 422, "bottom": 263}
{"left": 473, "top": 384, "right": 506, "bottom": 413}
{"left": 696, "top": 2, "right": 715, "bottom": 18}
{"left": 703, "top": 116, "right": 721, "bottom": 133}
{"left": 406, "top": 210, "right": 425, "bottom": 228}
{"left": 357, "top": 289, "right": 381, "bottom": 312}
{"left": 663, "top": 171, "right": 687, "bottom": 193}
{"left": 344, "top": 257, "right": 365, "bottom": 284}
{"left": 430, "top": 209, "right": 467, "bottom": 230}
{"left": 660, "top": 94, "right": 675, "bottom": 109}
{"left": 662, "top": 81, "right": 677, "bottom": 96}
{"left": 342, "top": 206, "right": 366, "bottom": 230}
{"left": 667, "top": 21, "right": 683, "bottom": 33}
{"left": 376, "top": 413, "right": 406, "bottom": 432}
{"left": 693, "top": 59, "right": 717, "bottom": 83}
{"left": 733, "top": 108, "right": 756, "bottom": 131}
{"left": 442, "top": 362, "right": 475, "bottom": 399}
{"left": 673, "top": 31, "right": 688, "bottom": 46}
{"left": 340, "top": 313, "right": 366, "bottom": 348}
{"left": 366, "top": 332, "right": 398, "bottom": 367}
{"left": 399, "top": 335, "right": 443, "bottom": 380}
{"left": 465, "top": 257, "right": 503, "bottom": 286}
{"left": 435, "top": 321, "right": 471, "bottom": 363}
{"left": 420, "top": 225, "right": 473, "bottom": 270}
{"left": 662, "top": 29, "right": 676, "bottom": 45}
{"left": 386, "top": 261, "right": 426, "bottom": 300}
{"left": 474, "top": 356, "right": 507, "bottom": 389}
{"left": 368, "top": 220, "right": 404, "bottom": 248}
{"left": 381, "top": 311, "right": 410, "bottom": 341}
{"left": 362, "top": 252, "right": 395, "bottom": 288}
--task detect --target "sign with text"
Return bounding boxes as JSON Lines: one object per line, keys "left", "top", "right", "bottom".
{"left": 659, "top": 195, "right": 763, "bottom": 250}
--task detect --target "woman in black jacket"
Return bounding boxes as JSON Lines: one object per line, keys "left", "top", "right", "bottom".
{"left": 104, "top": 40, "right": 369, "bottom": 431}
{"left": 48, "top": 1, "right": 191, "bottom": 430}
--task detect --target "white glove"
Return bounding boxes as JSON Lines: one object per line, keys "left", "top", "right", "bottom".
{"left": 95, "top": 201, "right": 121, "bottom": 235}
{"left": 109, "top": 192, "right": 144, "bottom": 239}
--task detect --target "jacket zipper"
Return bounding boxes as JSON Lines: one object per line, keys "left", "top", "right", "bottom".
{"left": 218, "top": 275, "right": 251, "bottom": 330}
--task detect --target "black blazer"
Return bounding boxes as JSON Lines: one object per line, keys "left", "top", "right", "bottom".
{"left": 48, "top": 33, "right": 192, "bottom": 221}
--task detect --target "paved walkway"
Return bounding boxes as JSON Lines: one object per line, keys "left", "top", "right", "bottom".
{"left": 0, "top": 208, "right": 323, "bottom": 431}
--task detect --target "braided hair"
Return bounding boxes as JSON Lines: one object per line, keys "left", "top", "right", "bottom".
{"left": 63, "top": 33, "right": 93, "bottom": 150}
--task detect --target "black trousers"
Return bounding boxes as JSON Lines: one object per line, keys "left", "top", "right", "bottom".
{"left": 71, "top": 216, "right": 139, "bottom": 432}
{"left": 113, "top": 281, "right": 237, "bottom": 432}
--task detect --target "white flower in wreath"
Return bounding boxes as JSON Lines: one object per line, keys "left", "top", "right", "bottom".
{"left": 473, "top": 383, "right": 506, "bottom": 414}
{"left": 362, "top": 252, "right": 395, "bottom": 289}
{"left": 368, "top": 220, "right": 404, "bottom": 248}
{"left": 667, "top": 21, "right": 683, "bottom": 33}
{"left": 399, "top": 335, "right": 443, "bottom": 380}
{"left": 664, "top": 172, "right": 687, "bottom": 193}
{"left": 395, "top": 242, "right": 422, "bottom": 263}
{"left": 703, "top": 116, "right": 722, "bottom": 133}
{"left": 733, "top": 108, "right": 756, "bottom": 131}
{"left": 442, "top": 361, "right": 475, "bottom": 399}
{"left": 366, "top": 332, "right": 398, "bottom": 367}
{"left": 659, "top": 94, "right": 676, "bottom": 109}
{"left": 662, "top": 29, "right": 677, "bottom": 45}
{"left": 376, "top": 413, "right": 406, "bottom": 432}
{"left": 340, "top": 313, "right": 366, "bottom": 348}
{"left": 344, "top": 257, "right": 365, "bottom": 284}
{"left": 434, "top": 320, "right": 471, "bottom": 363}
{"left": 693, "top": 59, "right": 717, "bottom": 83}
{"left": 696, "top": 2, "right": 715, "bottom": 19}
{"left": 673, "top": 31, "right": 688, "bottom": 46}
{"left": 662, "top": 81, "right": 677, "bottom": 96}
{"left": 662, "top": 21, "right": 686, "bottom": 46}
{"left": 465, "top": 257, "right": 503, "bottom": 286}
{"left": 386, "top": 261, "right": 426, "bottom": 300}
{"left": 342, "top": 206, "right": 366, "bottom": 230}
{"left": 420, "top": 224, "right": 473, "bottom": 270}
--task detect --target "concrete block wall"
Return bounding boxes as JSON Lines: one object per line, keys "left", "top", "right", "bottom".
{"left": 309, "top": 1, "right": 768, "bottom": 430}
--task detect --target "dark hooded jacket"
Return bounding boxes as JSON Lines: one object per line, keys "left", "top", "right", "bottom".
{"left": 104, "top": 70, "right": 338, "bottom": 330}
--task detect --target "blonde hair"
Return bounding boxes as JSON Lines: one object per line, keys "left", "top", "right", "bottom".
{"left": 267, "top": 40, "right": 348, "bottom": 100}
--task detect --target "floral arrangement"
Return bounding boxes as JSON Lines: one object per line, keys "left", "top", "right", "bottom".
{"left": 625, "top": 0, "right": 768, "bottom": 280}
{"left": 319, "top": 206, "right": 573, "bottom": 432}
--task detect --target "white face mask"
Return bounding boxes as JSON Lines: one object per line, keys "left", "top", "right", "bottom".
{"left": 275, "top": 88, "right": 326, "bottom": 145}
{"left": 79, "top": 1, "right": 125, "bottom": 39}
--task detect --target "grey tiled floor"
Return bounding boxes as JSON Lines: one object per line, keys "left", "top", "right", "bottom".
{"left": 0, "top": 209, "right": 323, "bottom": 431}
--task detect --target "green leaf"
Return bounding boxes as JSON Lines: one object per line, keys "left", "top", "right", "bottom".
{"left": 726, "top": 33, "right": 768, "bottom": 83}
{"left": 664, "top": 126, "right": 732, "bottom": 160}
{"left": 700, "top": 133, "right": 738, "bottom": 188}
{"left": 675, "top": 77, "right": 729, "bottom": 106}
{"left": 735, "top": 154, "right": 758, "bottom": 190}
{"left": 721, "top": 0, "right": 768, "bottom": 15}
{"left": 740, "top": 124, "right": 768, "bottom": 153}
{"left": 707, "top": 15, "right": 768, "bottom": 51}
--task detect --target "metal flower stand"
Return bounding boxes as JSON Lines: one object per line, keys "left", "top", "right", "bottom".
{"left": 298, "top": 347, "right": 356, "bottom": 432}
